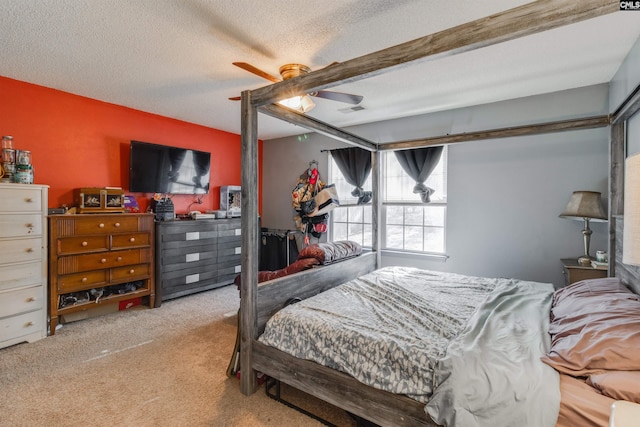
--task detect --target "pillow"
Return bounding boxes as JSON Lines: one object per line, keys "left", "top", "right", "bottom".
{"left": 541, "top": 278, "right": 640, "bottom": 376}
{"left": 297, "top": 240, "right": 362, "bottom": 264}
{"left": 587, "top": 371, "right": 640, "bottom": 403}
{"left": 550, "top": 278, "right": 635, "bottom": 321}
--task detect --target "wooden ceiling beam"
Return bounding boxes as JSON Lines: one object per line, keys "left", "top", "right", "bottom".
{"left": 379, "top": 115, "right": 611, "bottom": 151}
{"left": 249, "top": 0, "right": 618, "bottom": 107}
{"left": 259, "top": 104, "right": 378, "bottom": 151}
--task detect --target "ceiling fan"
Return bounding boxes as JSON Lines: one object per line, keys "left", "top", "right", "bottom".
{"left": 229, "top": 62, "right": 363, "bottom": 113}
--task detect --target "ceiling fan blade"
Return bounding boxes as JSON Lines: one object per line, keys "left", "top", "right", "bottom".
{"left": 232, "top": 62, "right": 281, "bottom": 83}
{"left": 321, "top": 61, "right": 340, "bottom": 69}
{"left": 228, "top": 96, "right": 241, "bottom": 101}
{"left": 312, "top": 90, "right": 363, "bottom": 105}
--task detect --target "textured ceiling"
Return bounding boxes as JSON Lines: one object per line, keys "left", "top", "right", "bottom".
{"left": 1, "top": 1, "right": 640, "bottom": 140}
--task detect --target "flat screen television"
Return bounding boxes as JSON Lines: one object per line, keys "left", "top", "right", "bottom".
{"left": 129, "top": 140, "right": 211, "bottom": 195}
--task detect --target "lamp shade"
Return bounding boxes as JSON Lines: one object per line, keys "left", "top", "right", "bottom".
{"left": 559, "top": 191, "right": 607, "bottom": 221}
{"left": 623, "top": 153, "right": 640, "bottom": 265}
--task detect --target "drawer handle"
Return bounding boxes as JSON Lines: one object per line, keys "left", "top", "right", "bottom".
{"left": 100, "top": 258, "right": 107, "bottom": 263}
{"left": 81, "top": 277, "right": 88, "bottom": 283}
{"left": 26, "top": 297, "right": 35, "bottom": 302}
{"left": 25, "top": 197, "right": 33, "bottom": 203}
{"left": 116, "top": 256, "right": 123, "bottom": 262}
{"left": 25, "top": 321, "right": 34, "bottom": 327}
{"left": 115, "top": 222, "right": 121, "bottom": 227}
{"left": 129, "top": 237, "right": 136, "bottom": 243}
{"left": 82, "top": 241, "right": 88, "bottom": 247}
{"left": 26, "top": 223, "right": 34, "bottom": 228}
{"left": 99, "top": 223, "right": 105, "bottom": 228}
{"left": 25, "top": 248, "right": 34, "bottom": 253}
{"left": 129, "top": 269, "right": 135, "bottom": 274}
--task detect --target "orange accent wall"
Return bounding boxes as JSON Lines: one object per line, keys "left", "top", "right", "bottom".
{"left": 0, "top": 76, "right": 262, "bottom": 214}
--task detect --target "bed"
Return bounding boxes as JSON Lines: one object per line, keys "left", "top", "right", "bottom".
{"left": 251, "top": 256, "right": 640, "bottom": 427}
{"left": 258, "top": 265, "right": 560, "bottom": 425}
{"left": 237, "top": 1, "right": 640, "bottom": 426}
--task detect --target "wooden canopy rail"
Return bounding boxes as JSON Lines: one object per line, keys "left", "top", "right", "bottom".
{"left": 239, "top": 0, "right": 622, "bottom": 425}
{"left": 247, "top": 0, "right": 617, "bottom": 108}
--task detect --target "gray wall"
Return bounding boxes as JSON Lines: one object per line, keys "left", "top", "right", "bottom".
{"left": 610, "top": 34, "right": 640, "bottom": 115}
{"left": 261, "top": 84, "right": 611, "bottom": 288}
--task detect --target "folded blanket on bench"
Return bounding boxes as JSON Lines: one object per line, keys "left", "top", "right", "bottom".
{"left": 234, "top": 240, "right": 362, "bottom": 289}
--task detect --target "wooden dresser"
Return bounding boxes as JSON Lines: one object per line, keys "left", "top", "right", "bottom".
{"left": 155, "top": 218, "right": 241, "bottom": 306}
{"left": 48, "top": 213, "right": 155, "bottom": 333}
{"left": 0, "top": 183, "right": 48, "bottom": 349}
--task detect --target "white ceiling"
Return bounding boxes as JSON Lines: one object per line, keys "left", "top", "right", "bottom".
{"left": 1, "top": 1, "right": 640, "bottom": 141}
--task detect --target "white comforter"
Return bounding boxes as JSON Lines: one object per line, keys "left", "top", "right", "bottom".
{"left": 426, "top": 279, "right": 560, "bottom": 427}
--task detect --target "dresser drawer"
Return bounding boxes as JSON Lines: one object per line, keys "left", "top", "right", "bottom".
{"left": 217, "top": 226, "right": 242, "bottom": 241}
{"left": 0, "top": 285, "right": 44, "bottom": 318}
{"left": 111, "top": 232, "right": 150, "bottom": 249}
{"left": 0, "top": 238, "right": 42, "bottom": 264}
{"left": 56, "top": 235, "right": 109, "bottom": 255}
{"left": 72, "top": 215, "right": 141, "bottom": 235}
{"left": 0, "top": 310, "right": 44, "bottom": 343}
{"left": 57, "top": 248, "right": 150, "bottom": 274}
{"left": 0, "top": 187, "right": 43, "bottom": 212}
{"left": 0, "top": 214, "right": 42, "bottom": 238}
{"left": 57, "top": 214, "right": 138, "bottom": 236}
{"left": 0, "top": 261, "right": 42, "bottom": 292}
{"left": 58, "top": 270, "right": 108, "bottom": 293}
{"left": 111, "top": 263, "right": 150, "bottom": 282}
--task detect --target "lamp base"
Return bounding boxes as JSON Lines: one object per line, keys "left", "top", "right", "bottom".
{"left": 578, "top": 256, "right": 592, "bottom": 266}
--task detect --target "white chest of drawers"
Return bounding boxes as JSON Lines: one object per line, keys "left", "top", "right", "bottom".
{"left": 0, "top": 183, "right": 48, "bottom": 349}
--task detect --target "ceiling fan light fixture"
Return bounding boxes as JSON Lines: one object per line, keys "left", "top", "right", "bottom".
{"left": 279, "top": 94, "right": 315, "bottom": 113}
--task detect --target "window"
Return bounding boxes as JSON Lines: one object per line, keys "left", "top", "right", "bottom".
{"left": 329, "top": 147, "right": 447, "bottom": 254}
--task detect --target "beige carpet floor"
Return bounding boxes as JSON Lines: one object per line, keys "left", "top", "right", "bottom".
{"left": 0, "top": 285, "right": 356, "bottom": 427}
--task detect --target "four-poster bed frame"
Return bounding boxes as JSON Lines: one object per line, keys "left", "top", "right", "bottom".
{"left": 238, "top": 1, "right": 640, "bottom": 425}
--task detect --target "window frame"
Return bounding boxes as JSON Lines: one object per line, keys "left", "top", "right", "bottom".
{"left": 328, "top": 147, "right": 447, "bottom": 256}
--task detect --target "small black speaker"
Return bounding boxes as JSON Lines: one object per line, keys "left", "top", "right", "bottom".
{"left": 151, "top": 199, "right": 175, "bottom": 221}
{"left": 48, "top": 207, "right": 67, "bottom": 215}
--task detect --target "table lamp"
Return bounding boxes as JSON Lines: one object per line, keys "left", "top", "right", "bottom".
{"left": 559, "top": 190, "right": 607, "bottom": 266}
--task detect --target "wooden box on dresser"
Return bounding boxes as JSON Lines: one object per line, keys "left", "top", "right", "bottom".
{"left": 0, "top": 183, "right": 48, "bottom": 349}
{"left": 48, "top": 213, "right": 155, "bottom": 334}
{"left": 155, "top": 218, "right": 241, "bottom": 306}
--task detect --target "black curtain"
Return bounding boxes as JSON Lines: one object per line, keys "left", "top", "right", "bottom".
{"left": 330, "top": 147, "right": 372, "bottom": 204}
{"left": 394, "top": 146, "right": 443, "bottom": 203}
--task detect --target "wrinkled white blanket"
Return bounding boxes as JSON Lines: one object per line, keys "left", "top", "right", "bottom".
{"left": 426, "top": 280, "right": 560, "bottom": 427}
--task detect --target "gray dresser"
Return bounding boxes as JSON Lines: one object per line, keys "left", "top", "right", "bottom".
{"left": 154, "top": 218, "right": 241, "bottom": 306}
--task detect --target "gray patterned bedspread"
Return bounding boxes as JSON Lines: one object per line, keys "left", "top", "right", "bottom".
{"left": 258, "top": 266, "right": 511, "bottom": 402}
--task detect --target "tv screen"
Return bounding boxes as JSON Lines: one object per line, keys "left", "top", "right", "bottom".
{"left": 129, "top": 140, "right": 211, "bottom": 195}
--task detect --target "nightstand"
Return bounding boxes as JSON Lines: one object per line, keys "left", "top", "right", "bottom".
{"left": 561, "top": 258, "right": 607, "bottom": 288}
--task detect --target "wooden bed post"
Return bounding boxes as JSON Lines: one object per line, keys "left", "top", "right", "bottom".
{"left": 610, "top": 83, "right": 640, "bottom": 287}
{"left": 609, "top": 121, "right": 625, "bottom": 277}
{"left": 240, "top": 90, "right": 259, "bottom": 395}
{"left": 372, "top": 150, "right": 381, "bottom": 264}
